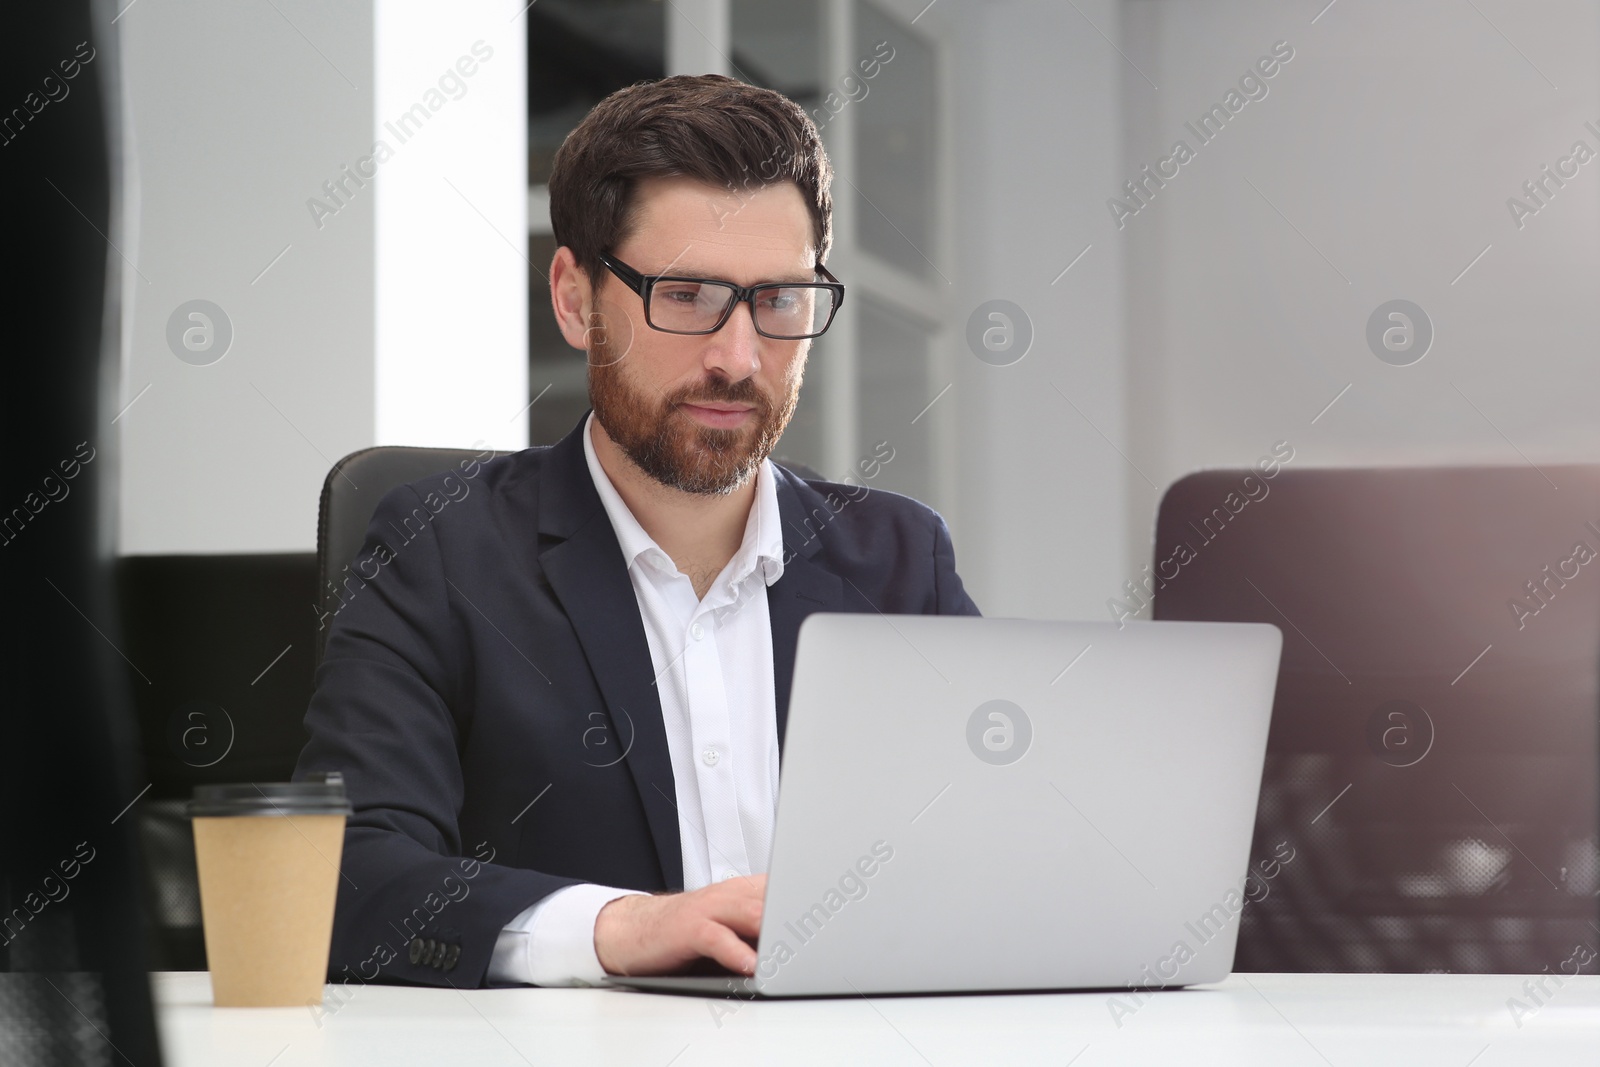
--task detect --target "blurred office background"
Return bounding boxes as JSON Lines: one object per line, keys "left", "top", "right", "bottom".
{"left": 115, "top": 0, "right": 1600, "bottom": 618}
{"left": 78, "top": 0, "right": 1600, "bottom": 975}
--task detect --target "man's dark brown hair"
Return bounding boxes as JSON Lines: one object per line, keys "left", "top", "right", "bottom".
{"left": 548, "top": 74, "right": 834, "bottom": 287}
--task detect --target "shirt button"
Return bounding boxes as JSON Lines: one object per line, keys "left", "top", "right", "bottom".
{"left": 690, "top": 622, "right": 705, "bottom": 641}
{"left": 702, "top": 747, "right": 720, "bottom": 767}
{"left": 721, "top": 869, "right": 739, "bottom": 881}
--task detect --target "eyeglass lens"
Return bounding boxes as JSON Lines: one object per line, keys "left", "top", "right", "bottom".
{"left": 648, "top": 280, "right": 836, "bottom": 337}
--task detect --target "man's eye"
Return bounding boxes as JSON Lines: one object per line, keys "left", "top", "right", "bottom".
{"left": 657, "top": 286, "right": 701, "bottom": 304}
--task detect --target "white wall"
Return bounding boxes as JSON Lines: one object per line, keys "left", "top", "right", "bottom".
{"left": 944, "top": 0, "right": 1130, "bottom": 621}
{"left": 943, "top": 0, "right": 1600, "bottom": 624}
{"left": 118, "top": 1, "right": 526, "bottom": 555}
{"left": 1117, "top": 0, "right": 1600, "bottom": 609}
{"left": 118, "top": 1, "right": 374, "bottom": 556}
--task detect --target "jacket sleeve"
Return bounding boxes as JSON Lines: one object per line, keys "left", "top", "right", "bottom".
{"left": 294, "top": 483, "right": 583, "bottom": 989}
{"left": 932, "top": 512, "right": 982, "bottom": 616}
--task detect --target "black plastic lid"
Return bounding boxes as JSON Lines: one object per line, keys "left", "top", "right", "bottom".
{"left": 188, "top": 773, "right": 352, "bottom": 818}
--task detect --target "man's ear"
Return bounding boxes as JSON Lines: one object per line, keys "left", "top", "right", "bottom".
{"left": 549, "top": 246, "right": 595, "bottom": 352}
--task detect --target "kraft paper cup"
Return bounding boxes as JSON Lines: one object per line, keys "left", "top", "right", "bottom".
{"left": 189, "top": 776, "right": 352, "bottom": 1008}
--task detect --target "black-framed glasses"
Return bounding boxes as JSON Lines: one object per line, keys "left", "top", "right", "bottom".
{"left": 598, "top": 252, "right": 845, "bottom": 339}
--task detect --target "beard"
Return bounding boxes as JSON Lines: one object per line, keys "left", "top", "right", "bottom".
{"left": 587, "top": 322, "right": 802, "bottom": 496}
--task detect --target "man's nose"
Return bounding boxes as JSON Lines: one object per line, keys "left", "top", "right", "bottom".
{"left": 704, "top": 300, "right": 762, "bottom": 380}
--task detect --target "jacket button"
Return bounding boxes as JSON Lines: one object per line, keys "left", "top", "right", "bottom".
{"left": 430, "top": 941, "right": 448, "bottom": 968}
{"left": 408, "top": 937, "right": 426, "bottom": 965}
{"left": 443, "top": 944, "right": 461, "bottom": 972}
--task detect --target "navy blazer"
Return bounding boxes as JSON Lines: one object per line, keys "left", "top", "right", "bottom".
{"left": 293, "top": 411, "right": 981, "bottom": 989}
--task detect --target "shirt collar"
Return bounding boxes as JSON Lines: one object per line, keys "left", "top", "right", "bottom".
{"left": 582, "top": 410, "right": 785, "bottom": 589}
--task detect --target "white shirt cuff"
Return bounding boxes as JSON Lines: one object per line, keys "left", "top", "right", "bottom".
{"left": 487, "top": 883, "right": 650, "bottom": 987}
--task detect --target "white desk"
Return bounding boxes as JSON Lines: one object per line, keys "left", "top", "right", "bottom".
{"left": 153, "top": 970, "right": 1600, "bottom": 1065}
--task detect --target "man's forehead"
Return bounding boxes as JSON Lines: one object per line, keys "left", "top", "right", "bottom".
{"left": 636, "top": 238, "right": 816, "bottom": 281}
{"left": 628, "top": 176, "right": 815, "bottom": 262}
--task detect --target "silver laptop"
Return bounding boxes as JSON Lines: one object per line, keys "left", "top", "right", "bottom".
{"left": 607, "top": 614, "right": 1282, "bottom": 998}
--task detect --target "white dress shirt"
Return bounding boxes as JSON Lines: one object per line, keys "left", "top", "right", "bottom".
{"left": 487, "top": 412, "right": 785, "bottom": 986}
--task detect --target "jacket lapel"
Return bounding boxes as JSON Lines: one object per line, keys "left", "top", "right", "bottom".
{"left": 768, "top": 466, "right": 845, "bottom": 757}
{"left": 537, "top": 417, "right": 683, "bottom": 890}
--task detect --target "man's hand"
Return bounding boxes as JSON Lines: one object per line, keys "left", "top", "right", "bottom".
{"left": 594, "top": 874, "right": 767, "bottom": 977}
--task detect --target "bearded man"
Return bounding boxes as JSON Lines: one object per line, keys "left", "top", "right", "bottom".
{"left": 294, "top": 74, "right": 980, "bottom": 990}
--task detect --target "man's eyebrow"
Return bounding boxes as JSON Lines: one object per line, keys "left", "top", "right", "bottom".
{"left": 653, "top": 266, "right": 818, "bottom": 285}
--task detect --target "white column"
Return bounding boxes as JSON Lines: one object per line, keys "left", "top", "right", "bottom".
{"left": 373, "top": 2, "right": 527, "bottom": 451}
{"left": 666, "top": 0, "right": 732, "bottom": 76}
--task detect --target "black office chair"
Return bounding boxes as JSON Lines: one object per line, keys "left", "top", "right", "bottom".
{"left": 315, "top": 446, "right": 514, "bottom": 668}
{"left": 1153, "top": 464, "right": 1600, "bottom": 974}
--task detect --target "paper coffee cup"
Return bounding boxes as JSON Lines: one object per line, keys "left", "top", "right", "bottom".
{"left": 189, "top": 776, "right": 352, "bottom": 1007}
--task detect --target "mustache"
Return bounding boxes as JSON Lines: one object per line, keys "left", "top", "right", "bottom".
{"left": 667, "top": 378, "right": 769, "bottom": 412}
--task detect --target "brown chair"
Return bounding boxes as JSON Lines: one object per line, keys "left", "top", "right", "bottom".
{"left": 1152, "top": 464, "right": 1600, "bottom": 973}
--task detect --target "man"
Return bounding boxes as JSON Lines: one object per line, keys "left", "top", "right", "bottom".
{"left": 294, "top": 74, "right": 980, "bottom": 991}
